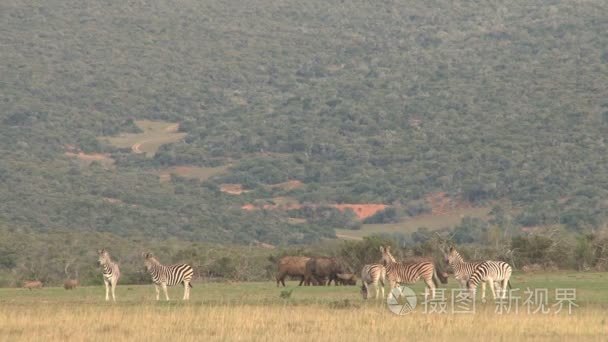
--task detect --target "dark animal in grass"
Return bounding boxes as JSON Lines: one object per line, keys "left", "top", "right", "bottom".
{"left": 276, "top": 256, "right": 311, "bottom": 287}
{"left": 64, "top": 279, "right": 79, "bottom": 290}
{"left": 304, "top": 257, "right": 346, "bottom": 286}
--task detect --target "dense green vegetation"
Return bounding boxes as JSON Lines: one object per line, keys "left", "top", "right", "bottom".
{"left": 0, "top": 0, "right": 607, "bottom": 285}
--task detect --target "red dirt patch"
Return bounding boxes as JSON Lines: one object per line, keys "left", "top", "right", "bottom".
{"left": 333, "top": 204, "right": 389, "bottom": 220}
{"left": 241, "top": 204, "right": 257, "bottom": 211}
{"left": 64, "top": 147, "right": 115, "bottom": 169}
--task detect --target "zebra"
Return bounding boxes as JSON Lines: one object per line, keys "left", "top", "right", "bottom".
{"left": 360, "top": 264, "right": 386, "bottom": 300}
{"left": 467, "top": 260, "right": 512, "bottom": 302}
{"left": 444, "top": 246, "right": 505, "bottom": 300}
{"left": 379, "top": 246, "right": 447, "bottom": 300}
{"left": 444, "top": 246, "right": 488, "bottom": 295}
{"left": 98, "top": 248, "right": 120, "bottom": 301}
{"left": 143, "top": 252, "right": 194, "bottom": 301}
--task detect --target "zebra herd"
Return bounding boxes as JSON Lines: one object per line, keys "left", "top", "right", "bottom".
{"left": 360, "top": 245, "right": 513, "bottom": 302}
{"left": 93, "top": 244, "right": 510, "bottom": 303}
{"left": 96, "top": 249, "right": 193, "bottom": 301}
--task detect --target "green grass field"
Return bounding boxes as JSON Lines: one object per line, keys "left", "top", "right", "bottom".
{"left": 1, "top": 272, "right": 606, "bottom": 341}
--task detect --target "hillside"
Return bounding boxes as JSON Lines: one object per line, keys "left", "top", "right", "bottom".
{"left": 1, "top": 0, "right": 607, "bottom": 247}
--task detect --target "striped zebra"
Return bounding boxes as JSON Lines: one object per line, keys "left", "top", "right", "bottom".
{"left": 98, "top": 248, "right": 120, "bottom": 301}
{"left": 360, "top": 264, "right": 386, "bottom": 300}
{"left": 444, "top": 246, "right": 505, "bottom": 300}
{"left": 380, "top": 246, "right": 447, "bottom": 300}
{"left": 143, "top": 252, "right": 194, "bottom": 301}
{"left": 444, "top": 246, "right": 488, "bottom": 295}
{"left": 467, "top": 260, "right": 512, "bottom": 302}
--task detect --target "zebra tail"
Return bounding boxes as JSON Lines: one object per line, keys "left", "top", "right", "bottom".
{"left": 507, "top": 280, "right": 511, "bottom": 290}
{"left": 189, "top": 282, "right": 193, "bottom": 288}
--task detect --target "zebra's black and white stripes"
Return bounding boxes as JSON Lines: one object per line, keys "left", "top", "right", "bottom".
{"left": 360, "top": 264, "right": 386, "bottom": 299}
{"left": 380, "top": 246, "right": 447, "bottom": 299}
{"left": 143, "top": 252, "right": 194, "bottom": 300}
{"left": 467, "top": 260, "right": 512, "bottom": 301}
{"left": 444, "top": 247, "right": 484, "bottom": 287}
{"left": 444, "top": 246, "right": 489, "bottom": 298}
{"left": 98, "top": 248, "right": 120, "bottom": 301}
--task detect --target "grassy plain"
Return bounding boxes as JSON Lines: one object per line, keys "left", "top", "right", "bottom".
{"left": 1, "top": 272, "right": 606, "bottom": 341}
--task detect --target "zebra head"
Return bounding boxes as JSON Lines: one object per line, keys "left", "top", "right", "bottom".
{"left": 445, "top": 246, "right": 463, "bottom": 265}
{"left": 360, "top": 284, "right": 368, "bottom": 299}
{"left": 379, "top": 246, "right": 396, "bottom": 266}
{"left": 98, "top": 248, "right": 110, "bottom": 266}
{"left": 142, "top": 252, "right": 156, "bottom": 271}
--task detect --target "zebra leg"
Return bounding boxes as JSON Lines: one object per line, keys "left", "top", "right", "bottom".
{"left": 183, "top": 281, "right": 189, "bottom": 300}
{"left": 162, "top": 283, "right": 169, "bottom": 301}
{"left": 363, "top": 282, "right": 372, "bottom": 299}
{"left": 155, "top": 284, "right": 160, "bottom": 301}
{"left": 424, "top": 278, "right": 435, "bottom": 300}
{"left": 104, "top": 279, "right": 110, "bottom": 301}
{"left": 481, "top": 281, "right": 486, "bottom": 301}
{"left": 501, "top": 278, "right": 509, "bottom": 299}
{"left": 380, "top": 280, "right": 385, "bottom": 299}
{"left": 111, "top": 279, "right": 117, "bottom": 302}
{"left": 367, "top": 282, "right": 375, "bottom": 299}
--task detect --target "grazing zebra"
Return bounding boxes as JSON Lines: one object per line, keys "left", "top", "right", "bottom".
{"left": 380, "top": 246, "right": 447, "bottom": 300}
{"left": 467, "top": 260, "right": 512, "bottom": 302}
{"left": 143, "top": 252, "right": 194, "bottom": 301}
{"left": 360, "top": 264, "right": 386, "bottom": 300}
{"left": 98, "top": 249, "right": 120, "bottom": 301}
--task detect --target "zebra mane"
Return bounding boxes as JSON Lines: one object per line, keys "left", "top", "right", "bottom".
{"left": 143, "top": 252, "right": 162, "bottom": 265}
{"left": 448, "top": 247, "right": 465, "bottom": 263}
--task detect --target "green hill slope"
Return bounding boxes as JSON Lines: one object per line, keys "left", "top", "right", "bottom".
{"left": 1, "top": 0, "right": 607, "bottom": 244}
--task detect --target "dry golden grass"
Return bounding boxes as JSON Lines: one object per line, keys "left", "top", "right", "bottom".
{"left": 2, "top": 273, "right": 606, "bottom": 341}
{"left": 0, "top": 303, "right": 604, "bottom": 341}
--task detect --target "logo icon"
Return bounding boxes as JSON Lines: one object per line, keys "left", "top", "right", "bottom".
{"left": 386, "top": 286, "right": 417, "bottom": 315}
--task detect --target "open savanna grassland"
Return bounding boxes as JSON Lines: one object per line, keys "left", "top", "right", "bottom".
{"left": 1, "top": 272, "right": 607, "bottom": 341}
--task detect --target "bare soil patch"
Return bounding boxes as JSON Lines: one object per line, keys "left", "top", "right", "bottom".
{"left": 220, "top": 184, "right": 250, "bottom": 195}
